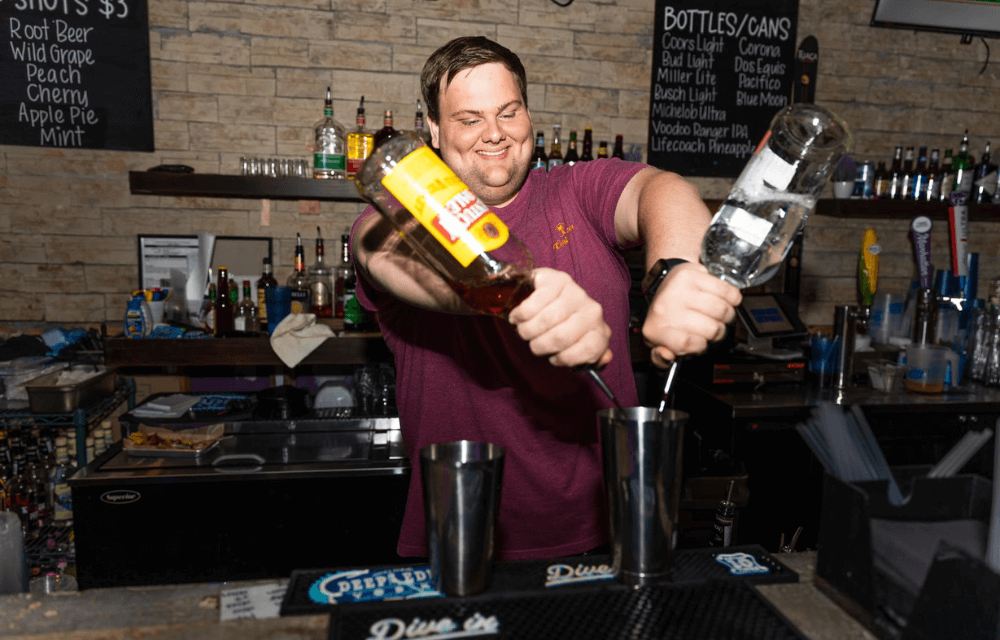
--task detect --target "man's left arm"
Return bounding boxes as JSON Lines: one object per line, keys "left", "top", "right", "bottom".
{"left": 614, "top": 167, "right": 743, "bottom": 368}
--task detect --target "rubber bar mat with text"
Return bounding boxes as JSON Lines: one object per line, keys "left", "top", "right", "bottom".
{"left": 282, "top": 545, "right": 795, "bottom": 616}
{"left": 327, "top": 579, "right": 807, "bottom": 640}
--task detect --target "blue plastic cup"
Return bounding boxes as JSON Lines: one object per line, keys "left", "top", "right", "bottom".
{"left": 265, "top": 286, "right": 292, "bottom": 336}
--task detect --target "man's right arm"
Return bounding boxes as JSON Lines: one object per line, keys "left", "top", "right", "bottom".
{"left": 354, "top": 209, "right": 613, "bottom": 369}
{"left": 352, "top": 210, "right": 474, "bottom": 315}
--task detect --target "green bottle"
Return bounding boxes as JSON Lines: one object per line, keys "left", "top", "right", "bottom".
{"left": 952, "top": 130, "right": 975, "bottom": 199}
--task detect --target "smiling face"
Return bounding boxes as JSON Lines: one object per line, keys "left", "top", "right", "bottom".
{"left": 428, "top": 62, "right": 534, "bottom": 207}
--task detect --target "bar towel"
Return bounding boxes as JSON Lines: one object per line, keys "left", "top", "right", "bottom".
{"left": 269, "top": 313, "right": 334, "bottom": 368}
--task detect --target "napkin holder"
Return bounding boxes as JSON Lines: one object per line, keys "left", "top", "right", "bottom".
{"left": 815, "top": 466, "right": 999, "bottom": 639}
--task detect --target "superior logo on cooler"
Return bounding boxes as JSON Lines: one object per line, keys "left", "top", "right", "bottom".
{"left": 365, "top": 612, "right": 500, "bottom": 640}
{"left": 714, "top": 552, "right": 771, "bottom": 576}
{"left": 544, "top": 561, "right": 615, "bottom": 587}
{"left": 100, "top": 490, "right": 140, "bottom": 504}
{"left": 309, "top": 567, "right": 440, "bottom": 605}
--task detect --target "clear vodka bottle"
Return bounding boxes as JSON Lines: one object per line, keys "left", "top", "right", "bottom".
{"left": 701, "top": 104, "right": 850, "bottom": 289}
{"left": 313, "top": 86, "right": 347, "bottom": 179}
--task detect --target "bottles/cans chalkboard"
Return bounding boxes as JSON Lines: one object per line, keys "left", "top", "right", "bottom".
{"left": 0, "top": 0, "right": 154, "bottom": 151}
{"left": 646, "top": 0, "right": 798, "bottom": 178}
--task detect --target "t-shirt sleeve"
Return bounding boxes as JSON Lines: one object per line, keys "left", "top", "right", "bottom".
{"left": 567, "top": 159, "right": 647, "bottom": 250}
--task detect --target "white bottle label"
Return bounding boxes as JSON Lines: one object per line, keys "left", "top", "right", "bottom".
{"left": 743, "top": 145, "right": 798, "bottom": 192}
{"left": 710, "top": 204, "right": 774, "bottom": 247}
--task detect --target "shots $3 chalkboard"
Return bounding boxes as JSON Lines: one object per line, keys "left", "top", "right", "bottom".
{"left": 647, "top": 0, "right": 798, "bottom": 178}
{"left": 1, "top": 0, "right": 153, "bottom": 151}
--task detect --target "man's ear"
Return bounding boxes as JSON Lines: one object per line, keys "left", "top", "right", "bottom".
{"left": 428, "top": 118, "right": 440, "bottom": 148}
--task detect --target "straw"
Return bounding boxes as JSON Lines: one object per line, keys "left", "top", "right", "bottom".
{"left": 928, "top": 428, "right": 993, "bottom": 478}
{"left": 794, "top": 402, "right": 903, "bottom": 505}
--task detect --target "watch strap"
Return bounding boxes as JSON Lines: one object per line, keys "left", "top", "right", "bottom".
{"left": 641, "top": 258, "right": 690, "bottom": 302}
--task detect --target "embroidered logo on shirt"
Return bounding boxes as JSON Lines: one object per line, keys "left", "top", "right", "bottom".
{"left": 553, "top": 223, "right": 575, "bottom": 250}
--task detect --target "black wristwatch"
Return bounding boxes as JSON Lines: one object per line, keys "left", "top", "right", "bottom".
{"left": 641, "top": 258, "right": 689, "bottom": 302}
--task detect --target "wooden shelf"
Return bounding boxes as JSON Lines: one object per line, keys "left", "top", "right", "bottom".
{"left": 814, "top": 198, "right": 1000, "bottom": 221}
{"left": 128, "top": 171, "right": 366, "bottom": 202}
{"left": 104, "top": 334, "right": 389, "bottom": 368}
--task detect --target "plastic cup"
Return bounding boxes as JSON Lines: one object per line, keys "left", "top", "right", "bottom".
{"left": 420, "top": 441, "right": 504, "bottom": 596}
{"left": 870, "top": 292, "right": 905, "bottom": 344}
{"left": 265, "top": 286, "right": 292, "bottom": 336}
{"left": 809, "top": 329, "right": 838, "bottom": 387}
{"left": 905, "top": 344, "right": 949, "bottom": 394}
{"left": 146, "top": 300, "right": 165, "bottom": 325}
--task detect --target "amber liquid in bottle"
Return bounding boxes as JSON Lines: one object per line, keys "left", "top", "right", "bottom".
{"left": 355, "top": 133, "right": 535, "bottom": 318}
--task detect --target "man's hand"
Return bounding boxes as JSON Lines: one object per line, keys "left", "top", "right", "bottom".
{"left": 507, "top": 268, "right": 613, "bottom": 369}
{"left": 642, "top": 262, "right": 742, "bottom": 368}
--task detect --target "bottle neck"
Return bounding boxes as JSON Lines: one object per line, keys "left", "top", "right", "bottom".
{"left": 295, "top": 249, "right": 306, "bottom": 273}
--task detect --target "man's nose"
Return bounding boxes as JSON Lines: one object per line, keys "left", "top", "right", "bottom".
{"left": 483, "top": 118, "right": 504, "bottom": 143}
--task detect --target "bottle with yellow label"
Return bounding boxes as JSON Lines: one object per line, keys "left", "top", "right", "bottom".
{"left": 355, "top": 132, "right": 534, "bottom": 317}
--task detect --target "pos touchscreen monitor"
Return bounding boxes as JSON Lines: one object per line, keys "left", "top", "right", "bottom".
{"left": 736, "top": 293, "right": 807, "bottom": 340}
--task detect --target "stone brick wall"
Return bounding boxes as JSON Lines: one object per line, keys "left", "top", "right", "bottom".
{"left": 1, "top": 0, "right": 998, "bottom": 333}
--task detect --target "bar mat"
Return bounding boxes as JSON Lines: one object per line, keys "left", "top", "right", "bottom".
{"left": 282, "top": 545, "right": 795, "bottom": 616}
{"left": 327, "top": 579, "right": 808, "bottom": 640}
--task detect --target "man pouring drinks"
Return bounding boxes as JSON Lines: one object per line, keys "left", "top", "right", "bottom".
{"left": 351, "top": 36, "right": 742, "bottom": 561}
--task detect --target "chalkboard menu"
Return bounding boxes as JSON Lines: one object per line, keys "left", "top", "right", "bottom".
{"left": 1, "top": 0, "right": 153, "bottom": 151}
{"left": 647, "top": 0, "right": 798, "bottom": 177}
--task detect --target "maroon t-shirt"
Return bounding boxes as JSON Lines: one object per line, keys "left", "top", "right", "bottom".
{"left": 353, "top": 158, "right": 646, "bottom": 560}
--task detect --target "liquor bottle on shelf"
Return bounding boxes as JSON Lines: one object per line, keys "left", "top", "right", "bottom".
{"left": 413, "top": 99, "right": 432, "bottom": 147}
{"left": 564, "top": 131, "right": 580, "bottom": 166}
{"left": 236, "top": 280, "right": 257, "bottom": 332}
{"left": 530, "top": 131, "right": 547, "bottom": 170}
{"left": 256, "top": 257, "right": 278, "bottom": 333}
{"left": 8, "top": 446, "right": 35, "bottom": 535}
{"left": 939, "top": 149, "right": 955, "bottom": 202}
{"left": 342, "top": 256, "right": 362, "bottom": 330}
{"left": 547, "top": 125, "right": 563, "bottom": 171}
{"left": 313, "top": 86, "right": 347, "bottom": 180}
{"left": 612, "top": 134, "right": 625, "bottom": 159}
{"left": 924, "top": 148, "right": 941, "bottom": 202}
{"left": 355, "top": 132, "right": 535, "bottom": 318}
{"left": 580, "top": 128, "right": 594, "bottom": 162}
{"left": 888, "top": 146, "right": 903, "bottom": 200}
{"left": 898, "top": 146, "right": 915, "bottom": 200}
{"left": 952, "top": 130, "right": 975, "bottom": 198}
{"left": 335, "top": 232, "right": 351, "bottom": 319}
{"left": 873, "top": 160, "right": 889, "bottom": 199}
{"left": 288, "top": 233, "right": 312, "bottom": 314}
{"left": 47, "top": 438, "right": 75, "bottom": 525}
{"left": 373, "top": 110, "right": 400, "bottom": 149}
{"left": 214, "top": 267, "right": 234, "bottom": 336}
{"left": 910, "top": 146, "right": 928, "bottom": 201}
{"left": 309, "top": 227, "right": 333, "bottom": 317}
{"left": 973, "top": 141, "right": 996, "bottom": 204}
{"left": 201, "top": 283, "right": 217, "bottom": 332}
{"left": 346, "top": 96, "right": 374, "bottom": 180}
{"left": 597, "top": 141, "right": 609, "bottom": 159}
{"left": 229, "top": 276, "right": 238, "bottom": 305}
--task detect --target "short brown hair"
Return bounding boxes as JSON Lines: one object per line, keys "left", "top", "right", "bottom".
{"left": 421, "top": 37, "right": 528, "bottom": 124}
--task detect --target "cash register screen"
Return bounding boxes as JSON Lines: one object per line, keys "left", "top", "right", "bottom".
{"left": 738, "top": 294, "right": 799, "bottom": 337}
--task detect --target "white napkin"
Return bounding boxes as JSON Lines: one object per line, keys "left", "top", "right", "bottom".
{"left": 269, "top": 313, "right": 334, "bottom": 368}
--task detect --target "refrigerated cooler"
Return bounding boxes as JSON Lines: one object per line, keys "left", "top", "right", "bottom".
{"left": 69, "top": 414, "right": 410, "bottom": 590}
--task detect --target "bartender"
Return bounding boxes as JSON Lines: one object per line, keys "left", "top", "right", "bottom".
{"left": 352, "top": 36, "right": 742, "bottom": 561}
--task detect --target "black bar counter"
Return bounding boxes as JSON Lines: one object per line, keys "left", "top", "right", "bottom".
{"left": 675, "top": 379, "right": 1000, "bottom": 552}
{"left": 0, "top": 552, "right": 872, "bottom": 640}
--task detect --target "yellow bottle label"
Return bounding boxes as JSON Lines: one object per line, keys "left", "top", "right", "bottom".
{"left": 382, "top": 146, "right": 509, "bottom": 267}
